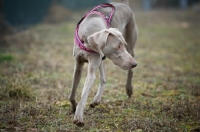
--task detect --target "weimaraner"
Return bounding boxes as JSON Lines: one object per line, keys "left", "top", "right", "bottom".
{"left": 69, "top": 0, "right": 138, "bottom": 126}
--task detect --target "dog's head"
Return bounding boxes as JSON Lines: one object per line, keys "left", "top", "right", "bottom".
{"left": 86, "top": 28, "right": 137, "bottom": 70}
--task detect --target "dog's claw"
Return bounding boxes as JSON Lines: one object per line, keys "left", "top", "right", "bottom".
{"left": 73, "top": 120, "right": 84, "bottom": 127}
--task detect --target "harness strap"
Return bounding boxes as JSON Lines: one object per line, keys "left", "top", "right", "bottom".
{"left": 75, "top": 3, "right": 115, "bottom": 54}
{"left": 88, "top": 3, "right": 115, "bottom": 26}
{"left": 77, "top": 3, "right": 115, "bottom": 27}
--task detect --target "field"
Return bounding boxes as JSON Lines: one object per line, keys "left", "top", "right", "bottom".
{"left": 0, "top": 9, "right": 200, "bottom": 131}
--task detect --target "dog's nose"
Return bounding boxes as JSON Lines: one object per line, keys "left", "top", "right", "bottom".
{"left": 131, "top": 63, "right": 137, "bottom": 68}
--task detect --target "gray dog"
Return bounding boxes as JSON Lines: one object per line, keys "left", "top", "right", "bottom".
{"left": 69, "top": 0, "right": 138, "bottom": 126}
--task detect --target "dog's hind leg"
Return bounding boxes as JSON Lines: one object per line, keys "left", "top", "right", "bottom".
{"left": 90, "top": 61, "right": 106, "bottom": 108}
{"left": 125, "top": 14, "right": 138, "bottom": 98}
{"left": 69, "top": 61, "right": 84, "bottom": 113}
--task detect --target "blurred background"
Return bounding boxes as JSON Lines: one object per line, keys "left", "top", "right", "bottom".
{"left": 1, "top": 0, "right": 200, "bottom": 28}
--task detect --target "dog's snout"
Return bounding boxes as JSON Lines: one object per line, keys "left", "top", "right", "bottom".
{"left": 131, "top": 63, "right": 137, "bottom": 68}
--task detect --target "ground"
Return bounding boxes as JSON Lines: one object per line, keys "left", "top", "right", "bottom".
{"left": 0, "top": 10, "right": 200, "bottom": 131}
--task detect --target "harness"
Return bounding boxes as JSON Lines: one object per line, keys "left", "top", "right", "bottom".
{"left": 74, "top": 3, "right": 115, "bottom": 54}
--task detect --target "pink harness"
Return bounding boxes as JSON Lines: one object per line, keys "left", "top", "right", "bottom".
{"left": 74, "top": 3, "right": 115, "bottom": 53}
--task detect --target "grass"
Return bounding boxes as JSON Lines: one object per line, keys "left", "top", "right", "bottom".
{"left": 0, "top": 54, "right": 14, "bottom": 63}
{"left": 0, "top": 75, "right": 33, "bottom": 101}
{"left": 0, "top": 10, "right": 200, "bottom": 131}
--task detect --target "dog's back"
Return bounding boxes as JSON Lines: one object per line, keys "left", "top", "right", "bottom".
{"left": 95, "top": 2, "right": 135, "bottom": 32}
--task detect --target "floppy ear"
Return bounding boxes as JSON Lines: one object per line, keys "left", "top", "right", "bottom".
{"left": 108, "top": 28, "right": 127, "bottom": 46}
{"left": 86, "top": 29, "right": 110, "bottom": 58}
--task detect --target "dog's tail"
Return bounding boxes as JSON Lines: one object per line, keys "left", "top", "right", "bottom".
{"left": 120, "top": 0, "right": 129, "bottom": 6}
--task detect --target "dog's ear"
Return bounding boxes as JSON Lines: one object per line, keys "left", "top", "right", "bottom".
{"left": 108, "top": 28, "right": 127, "bottom": 46}
{"left": 86, "top": 29, "right": 110, "bottom": 58}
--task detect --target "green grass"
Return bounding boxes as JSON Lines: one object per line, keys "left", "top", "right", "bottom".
{"left": 0, "top": 54, "right": 14, "bottom": 63}
{"left": 0, "top": 10, "right": 200, "bottom": 131}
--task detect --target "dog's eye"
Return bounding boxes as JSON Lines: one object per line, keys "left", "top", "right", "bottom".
{"left": 117, "top": 45, "right": 121, "bottom": 49}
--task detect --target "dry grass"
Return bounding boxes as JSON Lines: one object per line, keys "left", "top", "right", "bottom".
{"left": 0, "top": 75, "right": 33, "bottom": 101}
{"left": 0, "top": 9, "right": 200, "bottom": 131}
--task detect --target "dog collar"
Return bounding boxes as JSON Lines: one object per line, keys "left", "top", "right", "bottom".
{"left": 74, "top": 3, "right": 115, "bottom": 60}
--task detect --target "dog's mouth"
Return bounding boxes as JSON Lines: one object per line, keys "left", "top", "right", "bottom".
{"left": 105, "top": 53, "right": 137, "bottom": 70}
{"left": 112, "top": 60, "right": 137, "bottom": 70}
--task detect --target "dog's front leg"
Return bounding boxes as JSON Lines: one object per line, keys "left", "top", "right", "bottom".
{"left": 90, "top": 61, "right": 106, "bottom": 108}
{"left": 73, "top": 56, "right": 101, "bottom": 127}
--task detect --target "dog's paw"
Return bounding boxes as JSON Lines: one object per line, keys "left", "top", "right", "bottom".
{"left": 73, "top": 120, "right": 84, "bottom": 127}
{"left": 90, "top": 102, "right": 100, "bottom": 108}
{"left": 73, "top": 116, "right": 84, "bottom": 127}
{"left": 73, "top": 103, "right": 84, "bottom": 126}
